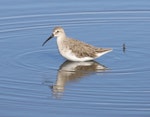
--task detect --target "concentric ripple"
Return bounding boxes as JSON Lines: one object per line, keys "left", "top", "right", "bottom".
{"left": 12, "top": 46, "right": 150, "bottom": 74}
{"left": 13, "top": 49, "right": 62, "bottom": 72}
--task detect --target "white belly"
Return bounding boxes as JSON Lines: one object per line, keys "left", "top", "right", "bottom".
{"left": 61, "top": 50, "right": 94, "bottom": 61}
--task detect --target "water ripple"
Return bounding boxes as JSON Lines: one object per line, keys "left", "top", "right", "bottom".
{"left": 12, "top": 49, "right": 61, "bottom": 72}
{"left": 0, "top": 10, "right": 150, "bottom": 33}
{"left": 11, "top": 46, "right": 150, "bottom": 74}
{"left": 1, "top": 8, "right": 150, "bottom": 116}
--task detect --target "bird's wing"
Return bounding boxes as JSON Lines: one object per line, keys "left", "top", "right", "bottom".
{"left": 66, "top": 38, "right": 105, "bottom": 58}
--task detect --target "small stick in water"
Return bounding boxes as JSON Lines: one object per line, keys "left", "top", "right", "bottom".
{"left": 123, "top": 43, "right": 126, "bottom": 53}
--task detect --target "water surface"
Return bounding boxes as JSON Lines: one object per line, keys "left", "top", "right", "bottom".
{"left": 0, "top": 0, "right": 150, "bottom": 117}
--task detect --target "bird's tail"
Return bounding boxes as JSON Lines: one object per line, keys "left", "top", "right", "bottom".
{"left": 96, "top": 48, "right": 112, "bottom": 58}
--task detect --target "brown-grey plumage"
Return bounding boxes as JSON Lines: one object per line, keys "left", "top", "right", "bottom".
{"left": 63, "top": 37, "right": 112, "bottom": 58}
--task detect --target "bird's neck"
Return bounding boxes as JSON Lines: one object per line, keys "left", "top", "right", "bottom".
{"left": 57, "top": 34, "right": 67, "bottom": 46}
{"left": 57, "top": 34, "right": 67, "bottom": 41}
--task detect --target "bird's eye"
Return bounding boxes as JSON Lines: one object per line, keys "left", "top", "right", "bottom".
{"left": 56, "top": 30, "right": 59, "bottom": 33}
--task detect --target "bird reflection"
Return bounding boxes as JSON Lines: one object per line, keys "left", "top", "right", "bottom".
{"left": 50, "top": 60, "right": 108, "bottom": 98}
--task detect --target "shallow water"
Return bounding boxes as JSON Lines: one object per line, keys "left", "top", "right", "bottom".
{"left": 0, "top": 0, "right": 150, "bottom": 117}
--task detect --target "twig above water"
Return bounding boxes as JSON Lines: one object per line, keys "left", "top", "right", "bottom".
{"left": 123, "top": 43, "right": 126, "bottom": 53}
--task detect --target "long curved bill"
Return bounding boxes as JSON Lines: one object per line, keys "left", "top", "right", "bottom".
{"left": 42, "top": 34, "right": 54, "bottom": 46}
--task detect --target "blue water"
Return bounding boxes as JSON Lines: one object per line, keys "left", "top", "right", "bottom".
{"left": 0, "top": 0, "right": 150, "bottom": 117}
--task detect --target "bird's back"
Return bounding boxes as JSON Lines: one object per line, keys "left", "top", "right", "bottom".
{"left": 64, "top": 37, "right": 112, "bottom": 58}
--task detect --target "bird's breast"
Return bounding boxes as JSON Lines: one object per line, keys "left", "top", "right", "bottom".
{"left": 56, "top": 38, "right": 67, "bottom": 55}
